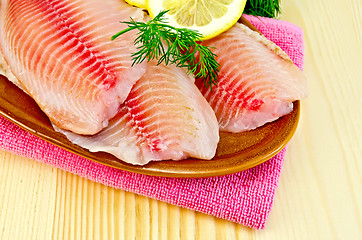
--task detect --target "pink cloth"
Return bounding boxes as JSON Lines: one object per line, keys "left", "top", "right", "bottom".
{"left": 0, "top": 15, "right": 304, "bottom": 229}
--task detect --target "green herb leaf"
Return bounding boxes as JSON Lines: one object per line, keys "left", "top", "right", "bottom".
{"left": 244, "top": 0, "right": 281, "bottom": 18}
{"left": 111, "top": 10, "right": 220, "bottom": 90}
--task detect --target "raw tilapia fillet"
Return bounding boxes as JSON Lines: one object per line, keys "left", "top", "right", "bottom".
{"left": 196, "top": 22, "right": 308, "bottom": 132}
{"left": 0, "top": 0, "right": 146, "bottom": 135}
{"left": 57, "top": 61, "right": 219, "bottom": 165}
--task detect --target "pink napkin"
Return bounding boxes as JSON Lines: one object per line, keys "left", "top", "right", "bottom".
{"left": 0, "top": 15, "right": 304, "bottom": 229}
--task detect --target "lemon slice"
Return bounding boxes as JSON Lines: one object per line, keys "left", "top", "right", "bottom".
{"left": 146, "top": 0, "right": 247, "bottom": 40}
{"left": 125, "top": 0, "right": 147, "bottom": 9}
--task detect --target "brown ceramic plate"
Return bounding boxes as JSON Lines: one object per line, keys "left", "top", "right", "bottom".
{"left": 0, "top": 17, "right": 300, "bottom": 178}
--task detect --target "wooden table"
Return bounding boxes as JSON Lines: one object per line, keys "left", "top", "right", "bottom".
{"left": 1, "top": 0, "right": 361, "bottom": 239}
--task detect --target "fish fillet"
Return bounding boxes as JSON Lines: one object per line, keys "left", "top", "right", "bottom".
{"left": 0, "top": 0, "right": 146, "bottom": 134}
{"left": 196, "top": 22, "right": 308, "bottom": 132}
{"left": 57, "top": 61, "right": 219, "bottom": 165}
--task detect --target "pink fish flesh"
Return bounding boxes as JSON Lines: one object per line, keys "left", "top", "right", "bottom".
{"left": 0, "top": 0, "right": 146, "bottom": 134}
{"left": 57, "top": 61, "right": 219, "bottom": 165}
{"left": 196, "top": 22, "right": 308, "bottom": 132}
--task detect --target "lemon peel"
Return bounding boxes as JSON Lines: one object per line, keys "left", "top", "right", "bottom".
{"left": 146, "top": 0, "right": 247, "bottom": 40}
{"left": 125, "top": 0, "right": 147, "bottom": 9}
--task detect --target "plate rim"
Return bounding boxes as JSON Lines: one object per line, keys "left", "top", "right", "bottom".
{"left": 0, "top": 80, "right": 300, "bottom": 177}
{"left": 0, "top": 16, "right": 301, "bottom": 178}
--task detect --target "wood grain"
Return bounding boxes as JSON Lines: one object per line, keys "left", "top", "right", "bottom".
{"left": 0, "top": 0, "right": 361, "bottom": 239}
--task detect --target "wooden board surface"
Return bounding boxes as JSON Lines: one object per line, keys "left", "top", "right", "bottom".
{"left": 1, "top": 0, "right": 361, "bottom": 239}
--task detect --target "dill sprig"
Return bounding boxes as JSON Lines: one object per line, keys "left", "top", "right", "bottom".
{"left": 111, "top": 11, "right": 220, "bottom": 90}
{"left": 244, "top": 0, "right": 281, "bottom": 18}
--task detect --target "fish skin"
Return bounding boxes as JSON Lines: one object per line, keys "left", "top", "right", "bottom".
{"left": 57, "top": 61, "right": 219, "bottom": 165}
{"left": 0, "top": 0, "right": 146, "bottom": 135}
{"left": 196, "top": 22, "right": 308, "bottom": 132}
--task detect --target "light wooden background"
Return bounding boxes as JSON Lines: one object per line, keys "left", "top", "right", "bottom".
{"left": 1, "top": 0, "right": 361, "bottom": 239}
